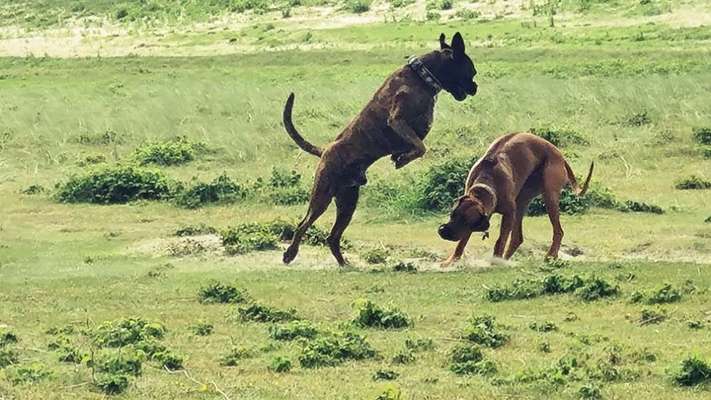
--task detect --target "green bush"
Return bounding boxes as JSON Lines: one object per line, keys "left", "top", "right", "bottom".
{"left": 95, "top": 351, "right": 142, "bottom": 376}
{"left": 269, "top": 321, "right": 319, "bottom": 341}
{"left": 352, "top": 299, "right": 412, "bottom": 329}
{"left": 57, "top": 165, "right": 173, "bottom": 204}
{"left": 174, "top": 223, "right": 217, "bottom": 237}
{"left": 94, "top": 373, "right": 130, "bottom": 395}
{"left": 344, "top": 0, "right": 370, "bottom": 13}
{"left": 221, "top": 224, "right": 279, "bottom": 255}
{"left": 622, "top": 111, "right": 651, "bottom": 127}
{"left": 174, "top": 173, "right": 247, "bottom": 208}
{"left": 531, "top": 127, "right": 589, "bottom": 147}
{"left": 529, "top": 321, "right": 558, "bottom": 332}
{"left": 299, "top": 331, "right": 376, "bottom": 368}
{"left": 449, "top": 344, "right": 497, "bottom": 376}
{"left": 153, "top": 350, "right": 183, "bottom": 370}
{"left": 361, "top": 248, "right": 388, "bottom": 264}
{"left": 373, "top": 369, "right": 399, "bottom": 381}
{"left": 219, "top": 346, "right": 252, "bottom": 367}
{"left": 198, "top": 281, "right": 246, "bottom": 304}
{"left": 646, "top": 284, "right": 682, "bottom": 304}
{"left": 391, "top": 260, "right": 417, "bottom": 273}
{"left": 672, "top": 356, "right": 711, "bottom": 386}
{"left": 461, "top": 315, "right": 509, "bottom": 348}
{"left": 92, "top": 318, "right": 166, "bottom": 348}
{"left": 269, "top": 356, "right": 292, "bottom": 373}
{"left": 0, "top": 348, "right": 19, "bottom": 368}
{"left": 253, "top": 167, "right": 309, "bottom": 206}
{"left": 6, "top": 363, "right": 52, "bottom": 384}
{"left": 692, "top": 127, "right": 711, "bottom": 145}
{"left": 133, "top": 136, "right": 207, "bottom": 166}
{"left": 238, "top": 303, "right": 298, "bottom": 323}
{"left": 0, "top": 329, "right": 18, "bottom": 348}
{"left": 579, "top": 384, "right": 603, "bottom": 400}
{"left": 639, "top": 308, "right": 666, "bottom": 325}
{"left": 438, "top": 0, "right": 453, "bottom": 10}
{"left": 576, "top": 277, "right": 619, "bottom": 301}
{"left": 415, "top": 156, "right": 476, "bottom": 211}
{"left": 391, "top": 349, "right": 415, "bottom": 365}
{"left": 675, "top": 175, "right": 711, "bottom": 190}
{"left": 486, "top": 273, "right": 586, "bottom": 302}
{"left": 190, "top": 322, "right": 214, "bottom": 336}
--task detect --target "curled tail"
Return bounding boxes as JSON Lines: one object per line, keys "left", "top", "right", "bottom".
{"left": 564, "top": 161, "right": 594, "bottom": 196}
{"left": 283, "top": 93, "right": 323, "bottom": 157}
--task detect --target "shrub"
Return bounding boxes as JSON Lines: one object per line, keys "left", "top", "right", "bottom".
{"left": 688, "top": 320, "right": 705, "bottom": 330}
{"left": 391, "top": 349, "right": 415, "bottom": 365}
{"left": 57, "top": 165, "right": 173, "bottom": 204}
{"left": 174, "top": 174, "right": 247, "bottom": 208}
{"left": 390, "top": 0, "right": 414, "bottom": 7}
{"left": 94, "top": 373, "right": 129, "bottom": 395}
{"left": 345, "top": 0, "right": 370, "bottom": 13}
{"left": 531, "top": 127, "right": 589, "bottom": 147}
{"left": 352, "top": 299, "right": 412, "bottom": 329}
{"left": 675, "top": 175, "right": 711, "bottom": 190}
{"left": 415, "top": 156, "right": 476, "bottom": 211}
{"left": 6, "top": 363, "right": 52, "bottom": 384}
{"left": 92, "top": 318, "right": 166, "bottom": 348}
{"left": 219, "top": 346, "right": 252, "bottom": 367}
{"left": 373, "top": 369, "right": 399, "bottom": 381}
{"left": 269, "top": 356, "right": 292, "bottom": 373}
{"left": 21, "top": 184, "right": 45, "bottom": 195}
{"left": 692, "top": 127, "right": 711, "bottom": 145}
{"left": 0, "top": 348, "right": 19, "bottom": 368}
{"left": 73, "top": 130, "right": 124, "bottom": 145}
{"left": 253, "top": 168, "right": 309, "bottom": 206}
{"left": 0, "top": 329, "right": 18, "bottom": 348}
{"left": 619, "top": 200, "right": 664, "bottom": 214}
{"left": 174, "top": 224, "right": 217, "bottom": 237}
{"left": 622, "top": 111, "right": 651, "bottom": 127}
{"left": 96, "top": 351, "right": 142, "bottom": 376}
{"left": 646, "top": 284, "right": 682, "bottom": 304}
{"left": 455, "top": 9, "right": 480, "bottom": 20}
{"left": 198, "top": 281, "right": 246, "bottom": 304}
{"left": 579, "top": 383, "right": 603, "bottom": 400}
{"left": 528, "top": 187, "right": 591, "bottom": 216}
{"left": 190, "top": 322, "right": 214, "bottom": 336}
{"left": 672, "top": 356, "right": 711, "bottom": 386}
{"left": 404, "top": 337, "right": 435, "bottom": 352}
{"left": 238, "top": 303, "right": 298, "bottom": 323}
{"left": 269, "top": 321, "right": 319, "bottom": 341}
{"left": 221, "top": 224, "right": 279, "bottom": 255}
{"left": 461, "top": 315, "right": 509, "bottom": 348}
{"left": 530, "top": 321, "right": 558, "bottom": 332}
{"left": 56, "top": 343, "right": 85, "bottom": 364}
{"left": 133, "top": 339, "right": 167, "bottom": 359}
{"left": 133, "top": 136, "right": 207, "bottom": 166}
{"left": 486, "top": 273, "right": 585, "bottom": 302}
{"left": 154, "top": 350, "right": 183, "bottom": 370}
{"left": 576, "top": 277, "right": 619, "bottom": 301}
{"left": 361, "top": 248, "right": 388, "bottom": 264}
{"left": 449, "top": 344, "right": 497, "bottom": 376}
{"left": 299, "top": 331, "right": 376, "bottom": 368}
{"left": 438, "top": 0, "right": 453, "bottom": 10}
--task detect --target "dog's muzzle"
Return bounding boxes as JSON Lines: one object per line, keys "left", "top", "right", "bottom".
{"left": 438, "top": 225, "right": 456, "bottom": 241}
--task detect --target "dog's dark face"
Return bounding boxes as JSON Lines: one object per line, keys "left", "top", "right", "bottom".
{"left": 438, "top": 195, "right": 490, "bottom": 241}
{"left": 438, "top": 32, "right": 478, "bottom": 101}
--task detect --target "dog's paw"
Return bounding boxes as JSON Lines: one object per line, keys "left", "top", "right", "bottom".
{"left": 283, "top": 248, "right": 298, "bottom": 264}
{"left": 393, "top": 154, "right": 410, "bottom": 169}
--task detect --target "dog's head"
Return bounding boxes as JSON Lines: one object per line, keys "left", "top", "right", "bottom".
{"left": 436, "top": 32, "right": 477, "bottom": 101}
{"left": 438, "top": 194, "right": 490, "bottom": 241}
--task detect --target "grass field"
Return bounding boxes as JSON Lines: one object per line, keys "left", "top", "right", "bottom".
{"left": 1, "top": 1, "right": 711, "bottom": 399}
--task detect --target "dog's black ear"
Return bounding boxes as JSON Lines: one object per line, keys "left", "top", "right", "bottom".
{"left": 439, "top": 33, "right": 451, "bottom": 50}
{"left": 451, "top": 32, "right": 465, "bottom": 57}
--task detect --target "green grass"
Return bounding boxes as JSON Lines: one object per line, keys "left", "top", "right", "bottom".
{"left": 1, "top": 1, "right": 710, "bottom": 398}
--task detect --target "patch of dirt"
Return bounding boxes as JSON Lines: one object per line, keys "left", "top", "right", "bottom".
{"left": 131, "top": 234, "right": 223, "bottom": 258}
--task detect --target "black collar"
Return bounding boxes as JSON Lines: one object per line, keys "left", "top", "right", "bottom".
{"left": 407, "top": 56, "right": 442, "bottom": 94}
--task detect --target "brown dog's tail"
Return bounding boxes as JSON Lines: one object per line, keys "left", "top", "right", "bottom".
{"left": 564, "top": 160, "right": 594, "bottom": 196}
{"left": 283, "top": 93, "right": 323, "bottom": 157}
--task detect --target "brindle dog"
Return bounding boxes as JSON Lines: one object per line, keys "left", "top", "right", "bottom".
{"left": 282, "top": 32, "right": 478, "bottom": 266}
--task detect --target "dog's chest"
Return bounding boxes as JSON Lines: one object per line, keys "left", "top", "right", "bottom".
{"left": 411, "top": 104, "right": 435, "bottom": 139}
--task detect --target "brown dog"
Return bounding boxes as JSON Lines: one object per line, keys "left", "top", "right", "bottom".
{"left": 438, "top": 132, "right": 594, "bottom": 264}
{"left": 282, "top": 32, "right": 478, "bottom": 266}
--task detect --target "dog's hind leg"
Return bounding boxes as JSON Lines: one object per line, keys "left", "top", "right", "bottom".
{"left": 327, "top": 186, "right": 360, "bottom": 266}
{"left": 541, "top": 162, "right": 568, "bottom": 259}
{"left": 283, "top": 182, "right": 333, "bottom": 265}
{"left": 441, "top": 231, "right": 471, "bottom": 268}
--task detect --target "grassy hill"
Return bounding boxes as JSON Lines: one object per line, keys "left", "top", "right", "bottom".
{"left": 0, "top": 1, "right": 710, "bottom": 399}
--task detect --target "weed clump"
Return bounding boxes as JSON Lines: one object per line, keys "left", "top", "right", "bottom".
{"left": 190, "top": 322, "right": 214, "bottom": 336}
{"left": 692, "top": 127, "right": 711, "bottom": 145}
{"left": 219, "top": 346, "right": 252, "bottom": 367}
{"left": 344, "top": 0, "right": 370, "bottom": 13}
{"left": 133, "top": 136, "right": 207, "bottom": 166}
{"left": 530, "top": 321, "right": 558, "bottom": 332}
{"left": 154, "top": 350, "right": 184, "bottom": 370}
{"left": 6, "top": 363, "right": 53, "bottom": 384}
{"left": 21, "top": 184, "right": 45, "bottom": 195}
{"left": 57, "top": 165, "right": 173, "bottom": 204}
{"left": 461, "top": 315, "right": 509, "bottom": 348}
{"left": 253, "top": 168, "right": 309, "bottom": 206}
{"left": 198, "top": 281, "right": 246, "bottom": 304}
{"left": 175, "top": 174, "right": 247, "bottom": 208}
{"left": 391, "top": 349, "right": 415, "bottom": 365}
{"left": 238, "top": 303, "right": 298, "bottom": 323}
{"left": 299, "top": 331, "right": 376, "bottom": 368}
{"left": 578, "top": 384, "right": 602, "bottom": 400}
{"left": 0, "top": 329, "right": 18, "bottom": 348}
{"left": 531, "top": 127, "right": 589, "bottom": 147}
{"left": 646, "top": 284, "right": 682, "bottom": 304}
{"left": 94, "top": 373, "right": 129, "bottom": 395}
{"left": 576, "top": 277, "right": 620, "bottom": 301}
{"left": 486, "top": 273, "right": 585, "bottom": 302}
{"left": 404, "top": 337, "right": 435, "bottom": 352}
{"left": 449, "top": 344, "right": 497, "bottom": 376}
{"left": 352, "top": 299, "right": 412, "bottom": 329}
{"left": 95, "top": 351, "right": 142, "bottom": 376}
{"left": 675, "top": 175, "right": 711, "bottom": 190}
{"left": 0, "top": 348, "right": 19, "bottom": 368}
{"left": 174, "top": 224, "right": 217, "bottom": 237}
{"left": 638, "top": 308, "right": 666, "bottom": 325}
{"left": 269, "top": 321, "right": 319, "bottom": 341}
{"left": 622, "top": 111, "right": 651, "bottom": 127}
{"left": 269, "top": 356, "right": 292, "bottom": 373}
{"left": 415, "top": 156, "right": 476, "bottom": 211}
{"left": 391, "top": 260, "right": 417, "bottom": 273}
{"left": 672, "top": 356, "right": 711, "bottom": 386}
{"left": 373, "top": 368, "right": 399, "bottom": 381}
{"left": 92, "top": 318, "right": 165, "bottom": 348}
{"left": 361, "top": 248, "right": 388, "bottom": 264}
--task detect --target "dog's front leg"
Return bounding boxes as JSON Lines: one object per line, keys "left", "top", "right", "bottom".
{"left": 387, "top": 97, "right": 426, "bottom": 169}
{"left": 493, "top": 209, "right": 515, "bottom": 258}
